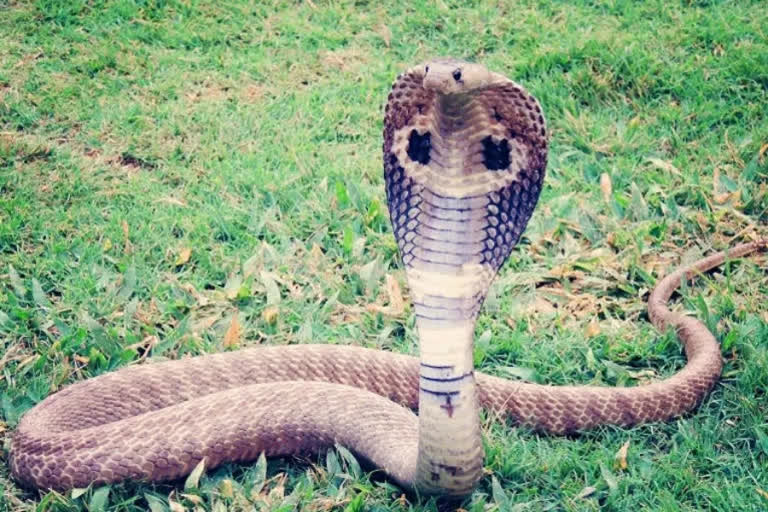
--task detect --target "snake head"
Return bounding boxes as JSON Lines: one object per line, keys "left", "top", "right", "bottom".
{"left": 421, "top": 58, "right": 496, "bottom": 95}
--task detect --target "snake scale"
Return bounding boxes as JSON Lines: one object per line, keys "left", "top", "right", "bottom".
{"left": 10, "top": 59, "right": 766, "bottom": 496}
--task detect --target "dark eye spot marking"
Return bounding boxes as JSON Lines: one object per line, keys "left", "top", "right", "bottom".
{"left": 492, "top": 107, "right": 503, "bottom": 122}
{"left": 425, "top": 65, "right": 430, "bottom": 73}
{"left": 407, "top": 129, "right": 431, "bottom": 165}
{"left": 452, "top": 69, "right": 462, "bottom": 81}
{"left": 482, "top": 136, "right": 510, "bottom": 171}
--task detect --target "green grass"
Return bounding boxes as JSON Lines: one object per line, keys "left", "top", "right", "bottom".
{"left": 1, "top": 0, "right": 767, "bottom": 510}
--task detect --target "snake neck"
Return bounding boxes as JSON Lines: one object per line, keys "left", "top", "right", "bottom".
{"left": 410, "top": 269, "right": 485, "bottom": 495}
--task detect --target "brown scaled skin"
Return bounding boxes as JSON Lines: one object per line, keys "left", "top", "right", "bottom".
{"left": 9, "top": 241, "right": 767, "bottom": 490}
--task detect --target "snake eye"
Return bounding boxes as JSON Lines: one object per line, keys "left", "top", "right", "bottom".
{"left": 452, "top": 69, "right": 462, "bottom": 81}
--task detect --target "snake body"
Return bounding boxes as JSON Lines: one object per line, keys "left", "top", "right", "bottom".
{"left": 9, "top": 59, "right": 766, "bottom": 496}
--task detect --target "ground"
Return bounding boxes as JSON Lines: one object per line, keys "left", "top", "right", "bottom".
{"left": 1, "top": 0, "right": 767, "bottom": 511}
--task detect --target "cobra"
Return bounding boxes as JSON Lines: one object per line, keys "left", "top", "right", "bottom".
{"left": 9, "top": 59, "right": 766, "bottom": 496}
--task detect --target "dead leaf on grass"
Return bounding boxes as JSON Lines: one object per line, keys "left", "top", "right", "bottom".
{"left": 600, "top": 173, "right": 612, "bottom": 202}
{"left": 628, "top": 369, "right": 657, "bottom": 384}
{"left": 269, "top": 473, "right": 287, "bottom": 500}
{"left": 646, "top": 157, "right": 681, "bottom": 176}
{"left": 260, "top": 271, "right": 281, "bottom": 305}
{"left": 192, "top": 312, "right": 221, "bottom": 334}
{"left": 577, "top": 486, "right": 597, "bottom": 499}
{"left": 759, "top": 143, "right": 768, "bottom": 164}
{"left": 261, "top": 306, "right": 279, "bottom": 324}
{"left": 240, "top": 84, "right": 264, "bottom": 104}
{"left": 155, "top": 196, "right": 188, "bottom": 207}
{"left": 695, "top": 211, "right": 711, "bottom": 231}
{"left": 331, "top": 304, "right": 362, "bottom": 325}
{"left": 377, "top": 24, "right": 392, "bottom": 47}
{"left": 219, "top": 479, "right": 234, "bottom": 499}
{"left": 564, "top": 293, "right": 600, "bottom": 319}
{"left": 18, "top": 355, "right": 39, "bottom": 370}
{"left": 366, "top": 274, "right": 405, "bottom": 316}
{"left": 133, "top": 298, "right": 162, "bottom": 325}
{"left": 121, "top": 220, "right": 133, "bottom": 253}
{"left": 180, "top": 493, "right": 203, "bottom": 505}
{"left": 168, "top": 497, "right": 185, "bottom": 512}
{"left": 614, "top": 440, "right": 630, "bottom": 470}
{"left": 712, "top": 167, "right": 732, "bottom": 204}
{"left": 385, "top": 274, "right": 404, "bottom": 313}
{"left": 310, "top": 243, "right": 324, "bottom": 261}
{"left": 224, "top": 273, "right": 243, "bottom": 300}
{"left": 321, "top": 48, "right": 368, "bottom": 71}
{"left": 180, "top": 282, "right": 210, "bottom": 307}
{"left": 585, "top": 319, "right": 601, "bottom": 338}
{"left": 175, "top": 248, "right": 192, "bottom": 266}
{"left": 223, "top": 313, "right": 241, "bottom": 347}
{"left": 185, "top": 458, "right": 207, "bottom": 490}
{"left": 73, "top": 354, "right": 90, "bottom": 365}
{"left": 186, "top": 84, "right": 230, "bottom": 103}
{"left": 548, "top": 264, "right": 586, "bottom": 280}
{"left": 133, "top": 335, "right": 157, "bottom": 354}
{"left": 523, "top": 295, "right": 556, "bottom": 315}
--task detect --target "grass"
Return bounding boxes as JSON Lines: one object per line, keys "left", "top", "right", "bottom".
{"left": 0, "top": 0, "right": 766, "bottom": 510}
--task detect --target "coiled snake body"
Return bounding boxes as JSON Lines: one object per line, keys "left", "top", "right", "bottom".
{"left": 10, "top": 59, "right": 766, "bottom": 496}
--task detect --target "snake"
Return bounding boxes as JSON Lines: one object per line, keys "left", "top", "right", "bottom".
{"left": 9, "top": 58, "right": 766, "bottom": 497}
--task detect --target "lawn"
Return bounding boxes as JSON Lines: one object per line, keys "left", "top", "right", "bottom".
{"left": 1, "top": 0, "right": 767, "bottom": 510}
